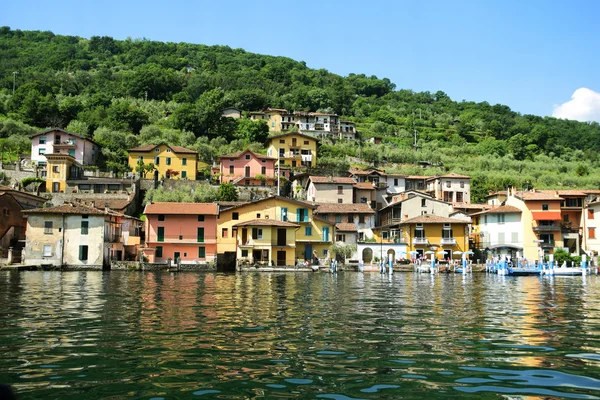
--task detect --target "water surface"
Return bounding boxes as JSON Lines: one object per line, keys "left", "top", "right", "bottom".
{"left": 1, "top": 271, "right": 600, "bottom": 399}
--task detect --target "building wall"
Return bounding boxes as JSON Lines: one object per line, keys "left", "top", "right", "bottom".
{"left": 306, "top": 182, "right": 353, "bottom": 203}
{"left": 478, "top": 213, "right": 522, "bottom": 253}
{"left": 219, "top": 153, "right": 276, "bottom": 185}
{"left": 267, "top": 134, "right": 317, "bottom": 167}
{"left": 402, "top": 222, "right": 469, "bottom": 259}
{"left": 401, "top": 196, "right": 452, "bottom": 220}
{"left": 63, "top": 214, "right": 105, "bottom": 266}
{"left": 432, "top": 178, "right": 471, "bottom": 203}
{"left": 236, "top": 226, "right": 297, "bottom": 266}
{"left": 45, "top": 157, "right": 73, "bottom": 193}
{"left": 386, "top": 176, "right": 406, "bottom": 194}
{"left": 585, "top": 203, "right": 600, "bottom": 255}
{"left": 128, "top": 144, "right": 198, "bottom": 180}
{"left": 145, "top": 213, "right": 218, "bottom": 263}
{"left": 0, "top": 194, "right": 25, "bottom": 247}
{"left": 31, "top": 131, "right": 98, "bottom": 166}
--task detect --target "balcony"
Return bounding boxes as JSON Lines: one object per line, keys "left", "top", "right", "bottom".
{"left": 533, "top": 225, "right": 561, "bottom": 232}
{"left": 413, "top": 237, "right": 428, "bottom": 245}
{"left": 541, "top": 241, "right": 555, "bottom": 248}
{"left": 53, "top": 140, "right": 76, "bottom": 148}
{"left": 440, "top": 238, "right": 456, "bottom": 246}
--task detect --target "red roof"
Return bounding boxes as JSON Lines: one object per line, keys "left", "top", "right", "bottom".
{"left": 401, "top": 215, "right": 471, "bottom": 224}
{"left": 353, "top": 182, "right": 376, "bottom": 190}
{"left": 309, "top": 176, "right": 355, "bottom": 184}
{"left": 531, "top": 211, "right": 561, "bottom": 220}
{"left": 219, "top": 149, "right": 276, "bottom": 160}
{"left": 144, "top": 202, "right": 218, "bottom": 215}
{"left": 24, "top": 204, "right": 106, "bottom": 215}
{"left": 128, "top": 143, "right": 197, "bottom": 154}
{"left": 233, "top": 219, "right": 299, "bottom": 227}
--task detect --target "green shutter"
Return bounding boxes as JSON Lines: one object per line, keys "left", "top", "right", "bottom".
{"left": 296, "top": 209, "right": 300, "bottom": 223}
{"left": 323, "top": 227, "right": 329, "bottom": 242}
{"left": 156, "top": 246, "right": 163, "bottom": 258}
{"left": 157, "top": 227, "right": 164, "bottom": 242}
{"left": 197, "top": 227, "right": 204, "bottom": 243}
{"left": 198, "top": 246, "right": 206, "bottom": 258}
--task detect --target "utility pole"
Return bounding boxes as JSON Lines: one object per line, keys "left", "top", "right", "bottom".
{"left": 277, "top": 152, "right": 281, "bottom": 196}
{"left": 412, "top": 111, "right": 418, "bottom": 150}
{"left": 12, "top": 72, "right": 17, "bottom": 95}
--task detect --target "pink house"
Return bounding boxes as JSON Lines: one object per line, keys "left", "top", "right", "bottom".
{"left": 218, "top": 150, "right": 276, "bottom": 186}
{"left": 143, "top": 202, "right": 218, "bottom": 264}
{"left": 30, "top": 128, "right": 100, "bottom": 172}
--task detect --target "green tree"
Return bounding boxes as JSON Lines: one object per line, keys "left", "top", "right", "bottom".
{"left": 218, "top": 182, "right": 238, "bottom": 201}
{"left": 234, "top": 118, "right": 269, "bottom": 143}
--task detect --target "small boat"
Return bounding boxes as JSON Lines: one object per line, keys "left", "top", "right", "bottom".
{"left": 510, "top": 267, "right": 541, "bottom": 276}
{"left": 548, "top": 267, "right": 584, "bottom": 276}
{"left": 415, "top": 265, "right": 431, "bottom": 273}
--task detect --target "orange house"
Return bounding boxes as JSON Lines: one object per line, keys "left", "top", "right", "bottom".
{"left": 218, "top": 149, "right": 277, "bottom": 186}
{"left": 143, "top": 202, "right": 218, "bottom": 264}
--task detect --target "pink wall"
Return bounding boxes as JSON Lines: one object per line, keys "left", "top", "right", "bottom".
{"left": 31, "top": 131, "right": 98, "bottom": 166}
{"left": 220, "top": 153, "right": 275, "bottom": 184}
{"left": 146, "top": 214, "right": 217, "bottom": 261}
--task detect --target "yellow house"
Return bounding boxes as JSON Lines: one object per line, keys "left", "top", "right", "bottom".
{"left": 266, "top": 133, "right": 318, "bottom": 168}
{"left": 249, "top": 108, "right": 289, "bottom": 132}
{"left": 217, "top": 196, "right": 334, "bottom": 267}
{"left": 45, "top": 153, "right": 83, "bottom": 193}
{"left": 400, "top": 215, "right": 470, "bottom": 260}
{"left": 127, "top": 143, "right": 198, "bottom": 180}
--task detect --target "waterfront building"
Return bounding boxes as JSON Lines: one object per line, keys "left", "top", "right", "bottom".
{"left": 23, "top": 204, "right": 141, "bottom": 268}
{"left": 217, "top": 149, "right": 277, "bottom": 186}
{"left": 127, "top": 143, "right": 198, "bottom": 180}
{"left": 0, "top": 185, "right": 46, "bottom": 255}
{"left": 216, "top": 196, "right": 335, "bottom": 268}
{"left": 143, "top": 202, "right": 218, "bottom": 264}
{"left": 471, "top": 205, "right": 523, "bottom": 259}
{"left": 585, "top": 200, "right": 600, "bottom": 258}
{"left": 266, "top": 132, "right": 317, "bottom": 168}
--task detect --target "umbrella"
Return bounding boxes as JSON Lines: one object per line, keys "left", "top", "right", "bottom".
{"left": 424, "top": 251, "right": 435, "bottom": 255}
{"left": 453, "top": 251, "right": 464, "bottom": 255}
{"left": 409, "top": 250, "right": 419, "bottom": 254}
{"left": 437, "top": 250, "right": 448, "bottom": 254}
{"left": 464, "top": 251, "right": 474, "bottom": 255}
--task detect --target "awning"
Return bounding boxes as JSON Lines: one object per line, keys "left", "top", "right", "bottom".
{"left": 531, "top": 211, "right": 561, "bottom": 220}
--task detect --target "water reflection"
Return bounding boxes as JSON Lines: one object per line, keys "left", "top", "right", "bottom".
{"left": 0, "top": 271, "right": 599, "bottom": 399}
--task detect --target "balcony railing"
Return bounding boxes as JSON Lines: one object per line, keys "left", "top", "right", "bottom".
{"left": 541, "top": 241, "right": 555, "bottom": 248}
{"left": 440, "top": 238, "right": 456, "bottom": 246}
{"left": 413, "top": 237, "right": 428, "bottom": 245}
{"left": 533, "top": 225, "right": 561, "bottom": 231}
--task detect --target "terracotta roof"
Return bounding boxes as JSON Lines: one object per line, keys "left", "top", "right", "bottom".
{"left": 144, "top": 202, "right": 218, "bottom": 215}
{"left": 314, "top": 203, "right": 375, "bottom": 214}
{"left": 516, "top": 191, "right": 563, "bottom": 201}
{"left": 24, "top": 204, "right": 106, "bottom": 215}
{"left": 335, "top": 223, "right": 357, "bottom": 231}
{"left": 233, "top": 219, "right": 299, "bottom": 227}
{"left": 217, "top": 201, "right": 249, "bottom": 210}
{"left": 486, "top": 191, "right": 507, "bottom": 197}
{"left": 219, "top": 149, "right": 276, "bottom": 160}
{"left": 436, "top": 173, "right": 471, "bottom": 180}
{"left": 74, "top": 198, "right": 132, "bottom": 211}
{"left": 472, "top": 205, "right": 522, "bottom": 216}
{"left": 400, "top": 215, "right": 471, "bottom": 224}
{"left": 29, "top": 128, "right": 98, "bottom": 145}
{"left": 405, "top": 175, "right": 431, "bottom": 180}
{"left": 265, "top": 132, "right": 318, "bottom": 143}
{"left": 452, "top": 203, "right": 490, "bottom": 210}
{"left": 349, "top": 168, "right": 386, "bottom": 176}
{"left": 556, "top": 190, "right": 587, "bottom": 196}
{"left": 309, "top": 176, "right": 355, "bottom": 184}
{"left": 128, "top": 143, "right": 197, "bottom": 154}
{"left": 225, "top": 196, "right": 318, "bottom": 211}
{"left": 354, "top": 182, "right": 376, "bottom": 190}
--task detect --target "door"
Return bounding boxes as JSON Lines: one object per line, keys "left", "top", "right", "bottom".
{"left": 304, "top": 244, "right": 312, "bottom": 261}
{"left": 241, "top": 228, "right": 248, "bottom": 245}
{"left": 174, "top": 252, "right": 181, "bottom": 262}
{"left": 245, "top": 166, "right": 251, "bottom": 177}
{"left": 277, "top": 250, "right": 286, "bottom": 266}
{"left": 52, "top": 182, "right": 60, "bottom": 193}
{"left": 277, "top": 229, "right": 286, "bottom": 246}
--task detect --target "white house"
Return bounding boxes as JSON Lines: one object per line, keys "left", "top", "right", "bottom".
{"left": 473, "top": 205, "right": 523, "bottom": 259}
{"left": 30, "top": 128, "right": 99, "bottom": 173}
{"left": 585, "top": 201, "right": 600, "bottom": 257}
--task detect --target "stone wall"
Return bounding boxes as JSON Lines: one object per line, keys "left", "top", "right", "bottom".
{"left": 111, "top": 260, "right": 216, "bottom": 271}
{"left": 0, "top": 162, "right": 38, "bottom": 185}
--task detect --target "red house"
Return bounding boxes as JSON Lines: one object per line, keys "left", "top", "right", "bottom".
{"left": 218, "top": 150, "right": 277, "bottom": 186}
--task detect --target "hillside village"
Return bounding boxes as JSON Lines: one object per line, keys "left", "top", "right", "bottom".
{"left": 2, "top": 109, "right": 600, "bottom": 271}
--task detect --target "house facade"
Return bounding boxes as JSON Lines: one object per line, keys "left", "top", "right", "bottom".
{"left": 400, "top": 215, "right": 470, "bottom": 261}
{"left": 143, "top": 202, "right": 218, "bottom": 264}
{"left": 128, "top": 143, "right": 198, "bottom": 180}
{"left": 0, "top": 185, "right": 46, "bottom": 250}
{"left": 585, "top": 201, "right": 600, "bottom": 256}
{"left": 249, "top": 108, "right": 356, "bottom": 139}
{"left": 471, "top": 205, "right": 523, "bottom": 259}
{"left": 266, "top": 133, "right": 317, "bottom": 168}
{"left": 306, "top": 176, "right": 355, "bottom": 203}
{"left": 218, "top": 150, "right": 277, "bottom": 186}
{"left": 30, "top": 128, "right": 99, "bottom": 175}
{"left": 313, "top": 203, "right": 376, "bottom": 243}
{"left": 426, "top": 173, "right": 471, "bottom": 204}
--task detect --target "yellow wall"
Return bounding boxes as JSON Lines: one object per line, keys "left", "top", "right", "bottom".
{"left": 265, "top": 111, "right": 284, "bottom": 132}
{"left": 128, "top": 144, "right": 198, "bottom": 180}
{"left": 45, "top": 156, "right": 73, "bottom": 193}
{"left": 402, "top": 222, "right": 469, "bottom": 259}
{"left": 267, "top": 133, "right": 318, "bottom": 167}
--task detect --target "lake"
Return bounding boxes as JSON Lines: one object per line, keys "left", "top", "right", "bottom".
{"left": 1, "top": 271, "right": 600, "bottom": 399}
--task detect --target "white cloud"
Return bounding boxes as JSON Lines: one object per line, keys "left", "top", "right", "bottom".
{"left": 552, "top": 88, "right": 600, "bottom": 122}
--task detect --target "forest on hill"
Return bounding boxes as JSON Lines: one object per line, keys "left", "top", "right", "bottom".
{"left": 1, "top": 27, "right": 600, "bottom": 202}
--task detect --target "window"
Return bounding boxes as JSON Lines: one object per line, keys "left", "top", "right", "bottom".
{"left": 222, "top": 228, "right": 228, "bottom": 238}
{"left": 305, "top": 227, "right": 312, "bottom": 236}
{"left": 52, "top": 166, "right": 59, "bottom": 173}
{"left": 182, "top": 158, "right": 187, "bottom": 166}
{"left": 166, "top": 149, "right": 171, "bottom": 153}
{"left": 158, "top": 214, "right": 165, "bottom": 221}
{"left": 166, "top": 157, "right": 171, "bottom": 166}
{"left": 232, "top": 212, "right": 239, "bottom": 220}
{"left": 271, "top": 122, "right": 275, "bottom": 127}
{"left": 460, "top": 181, "right": 465, "bottom": 188}
{"left": 198, "top": 215, "right": 205, "bottom": 222}
{"left": 498, "top": 232, "right": 505, "bottom": 244}
{"left": 281, "top": 208, "right": 288, "bottom": 222}
{"left": 360, "top": 197, "right": 367, "bottom": 203}
{"left": 229, "top": 165, "right": 234, "bottom": 174}
{"left": 589, "top": 209, "right": 595, "bottom": 220}
{"left": 261, "top": 166, "right": 266, "bottom": 175}
{"left": 256, "top": 213, "right": 261, "bottom": 218}
{"left": 252, "top": 228, "right": 263, "bottom": 239}
{"left": 81, "top": 221, "right": 89, "bottom": 235}
{"left": 359, "top": 215, "right": 365, "bottom": 223}
{"left": 39, "top": 137, "right": 46, "bottom": 144}
{"left": 42, "top": 244, "right": 52, "bottom": 257}
{"left": 338, "top": 199, "right": 343, "bottom": 203}
{"left": 446, "top": 181, "right": 451, "bottom": 188}
{"left": 154, "top": 156, "right": 160, "bottom": 165}
{"left": 542, "top": 204, "right": 549, "bottom": 211}
{"left": 79, "top": 245, "right": 88, "bottom": 261}
{"left": 382, "top": 231, "right": 389, "bottom": 239}
{"left": 197, "top": 227, "right": 204, "bottom": 243}
{"left": 498, "top": 214, "right": 505, "bottom": 224}
{"left": 590, "top": 228, "right": 596, "bottom": 239}
{"left": 155, "top": 246, "right": 163, "bottom": 258}
{"left": 347, "top": 214, "right": 354, "bottom": 223}
{"left": 335, "top": 215, "right": 342, "bottom": 223}
{"left": 38, "top": 148, "right": 46, "bottom": 155}
{"left": 157, "top": 227, "right": 164, "bottom": 242}
{"left": 563, "top": 214, "right": 569, "bottom": 222}
{"left": 304, "top": 140, "right": 309, "bottom": 145}
{"left": 181, "top": 171, "right": 187, "bottom": 178}
{"left": 198, "top": 246, "right": 206, "bottom": 258}
{"left": 323, "top": 227, "right": 330, "bottom": 242}
{"left": 336, "top": 234, "right": 346, "bottom": 242}
{"left": 241, "top": 249, "right": 248, "bottom": 257}
{"left": 484, "top": 215, "right": 488, "bottom": 224}
{"left": 155, "top": 148, "right": 160, "bottom": 152}
{"left": 394, "top": 178, "right": 399, "bottom": 186}
{"left": 108, "top": 184, "right": 120, "bottom": 191}
{"left": 245, "top": 154, "right": 251, "bottom": 160}
{"left": 279, "top": 139, "right": 285, "bottom": 144}
{"left": 44, "top": 221, "right": 53, "bottom": 234}
{"left": 421, "top": 198, "right": 427, "bottom": 207}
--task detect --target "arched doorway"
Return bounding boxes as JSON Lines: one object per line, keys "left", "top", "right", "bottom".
{"left": 387, "top": 249, "right": 395, "bottom": 263}
{"left": 362, "top": 248, "right": 373, "bottom": 263}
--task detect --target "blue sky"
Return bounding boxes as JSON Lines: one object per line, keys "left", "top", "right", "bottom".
{"left": 2, "top": 0, "right": 600, "bottom": 120}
